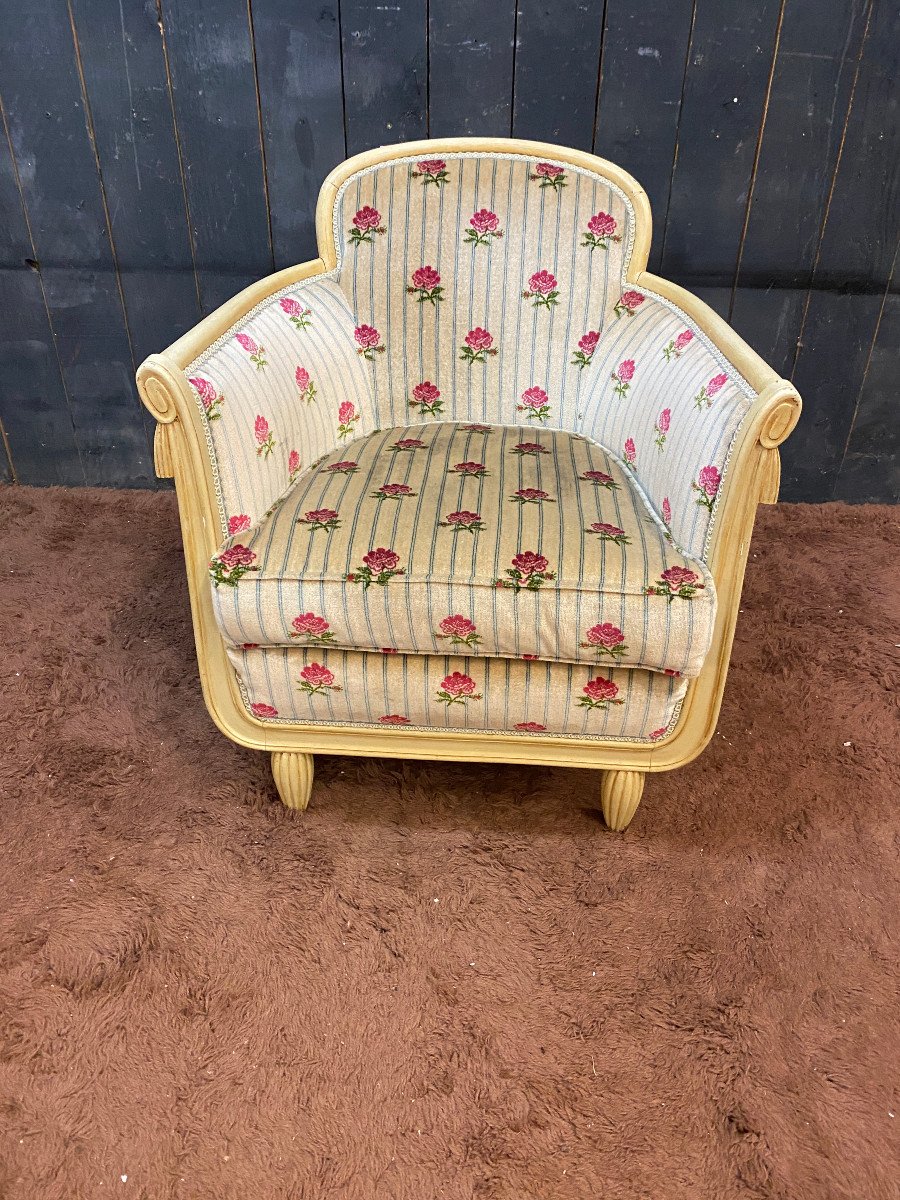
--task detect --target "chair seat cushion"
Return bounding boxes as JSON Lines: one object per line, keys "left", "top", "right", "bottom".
{"left": 210, "top": 422, "right": 716, "bottom": 677}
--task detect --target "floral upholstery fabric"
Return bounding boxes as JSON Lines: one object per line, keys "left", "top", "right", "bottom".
{"left": 227, "top": 644, "right": 688, "bottom": 743}
{"left": 185, "top": 278, "right": 371, "bottom": 534}
{"left": 210, "top": 423, "right": 715, "bottom": 677}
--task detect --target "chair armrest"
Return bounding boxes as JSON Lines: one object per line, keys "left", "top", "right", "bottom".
{"left": 136, "top": 259, "right": 374, "bottom": 541}
{"left": 578, "top": 271, "right": 801, "bottom": 561}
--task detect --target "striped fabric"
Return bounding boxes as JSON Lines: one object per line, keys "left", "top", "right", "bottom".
{"left": 228, "top": 644, "right": 688, "bottom": 743}
{"left": 577, "top": 293, "right": 756, "bottom": 558}
{"left": 333, "top": 152, "right": 633, "bottom": 437}
{"left": 210, "top": 423, "right": 715, "bottom": 677}
{"left": 184, "top": 278, "right": 372, "bottom": 536}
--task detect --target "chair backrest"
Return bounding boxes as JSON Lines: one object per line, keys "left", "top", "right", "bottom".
{"left": 323, "top": 140, "right": 650, "bottom": 435}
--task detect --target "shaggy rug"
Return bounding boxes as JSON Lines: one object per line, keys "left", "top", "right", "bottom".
{"left": 0, "top": 486, "right": 897, "bottom": 1200}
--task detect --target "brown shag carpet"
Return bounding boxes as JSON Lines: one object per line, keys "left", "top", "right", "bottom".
{"left": 0, "top": 486, "right": 898, "bottom": 1200}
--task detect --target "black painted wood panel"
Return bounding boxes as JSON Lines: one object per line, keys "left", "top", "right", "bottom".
{"left": 339, "top": 0, "right": 428, "bottom": 154}
{"left": 0, "top": 0, "right": 154, "bottom": 487}
{"left": 160, "top": 0, "right": 274, "bottom": 312}
{"left": 0, "top": 0, "right": 896, "bottom": 501}
{"left": 512, "top": 0, "right": 604, "bottom": 149}
{"left": 252, "top": 0, "right": 346, "bottom": 268}
{"left": 593, "top": 0, "right": 694, "bottom": 271}
{"left": 429, "top": 0, "right": 516, "bottom": 138}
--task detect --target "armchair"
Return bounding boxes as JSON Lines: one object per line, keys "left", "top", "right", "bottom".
{"left": 137, "top": 138, "right": 800, "bottom": 830}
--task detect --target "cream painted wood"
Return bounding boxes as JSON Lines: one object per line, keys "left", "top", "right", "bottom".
{"left": 271, "top": 752, "right": 314, "bottom": 811}
{"left": 135, "top": 137, "right": 801, "bottom": 828}
{"left": 600, "top": 770, "right": 645, "bottom": 831}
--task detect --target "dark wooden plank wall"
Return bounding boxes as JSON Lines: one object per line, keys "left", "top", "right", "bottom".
{"left": 0, "top": 0, "right": 896, "bottom": 501}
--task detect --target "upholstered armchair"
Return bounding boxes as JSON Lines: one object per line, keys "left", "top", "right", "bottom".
{"left": 137, "top": 138, "right": 800, "bottom": 830}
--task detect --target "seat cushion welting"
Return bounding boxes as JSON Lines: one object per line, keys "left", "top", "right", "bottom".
{"left": 210, "top": 422, "right": 715, "bottom": 677}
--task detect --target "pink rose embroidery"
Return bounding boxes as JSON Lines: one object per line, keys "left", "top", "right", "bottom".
{"left": 649, "top": 726, "right": 669, "bottom": 740}
{"left": 578, "top": 677, "right": 625, "bottom": 711}
{"left": 436, "top": 614, "right": 481, "bottom": 649}
{"left": 379, "top": 714, "right": 411, "bottom": 725}
{"left": 381, "top": 647, "right": 398, "bottom": 655}
{"left": 692, "top": 464, "right": 721, "bottom": 512}
{"left": 582, "top": 211, "right": 621, "bottom": 252}
{"left": 695, "top": 372, "right": 729, "bottom": 409}
{"left": 646, "top": 565, "right": 706, "bottom": 602}
{"left": 297, "top": 662, "right": 341, "bottom": 696}
{"left": 227, "top": 514, "right": 251, "bottom": 536}
{"left": 612, "top": 359, "right": 635, "bottom": 397}
{"left": 654, "top": 407, "right": 671, "bottom": 451}
{"left": 280, "top": 296, "right": 312, "bottom": 330}
{"left": 290, "top": 612, "right": 334, "bottom": 643}
{"left": 288, "top": 449, "right": 302, "bottom": 483}
{"left": 508, "top": 487, "right": 554, "bottom": 506}
{"left": 346, "top": 547, "right": 404, "bottom": 589}
{"left": 623, "top": 437, "right": 637, "bottom": 469}
{"left": 209, "top": 544, "right": 258, "bottom": 588}
{"left": 464, "top": 209, "right": 503, "bottom": 247}
{"left": 250, "top": 702, "right": 279, "bottom": 719}
{"left": 324, "top": 460, "right": 359, "bottom": 474}
{"left": 236, "top": 331, "right": 267, "bottom": 369}
{"left": 461, "top": 423, "right": 490, "bottom": 432}
{"left": 521, "top": 654, "right": 540, "bottom": 661}
{"left": 409, "top": 380, "right": 443, "bottom": 417}
{"left": 517, "top": 385, "right": 552, "bottom": 423}
{"left": 460, "top": 327, "right": 497, "bottom": 364}
{"left": 411, "top": 158, "right": 449, "bottom": 186}
{"left": 512, "top": 442, "right": 549, "bottom": 456}
{"left": 188, "top": 375, "right": 223, "bottom": 420}
{"left": 580, "top": 622, "right": 628, "bottom": 661}
{"left": 613, "top": 290, "right": 645, "bottom": 319}
{"left": 523, "top": 269, "right": 560, "bottom": 309}
{"left": 407, "top": 265, "right": 444, "bottom": 306}
{"left": 439, "top": 509, "right": 485, "bottom": 534}
{"left": 493, "top": 550, "right": 556, "bottom": 593}
{"left": 349, "top": 205, "right": 385, "bottom": 245}
{"left": 584, "top": 521, "right": 630, "bottom": 547}
{"left": 254, "top": 414, "right": 276, "bottom": 458}
{"left": 436, "top": 672, "right": 482, "bottom": 707}
{"left": 580, "top": 469, "right": 618, "bottom": 490}
{"left": 530, "top": 161, "right": 567, "bottom": 191}
{"left": 514, "top": 721, "right": 547, "bottom": 733}
{"left": 337, "top": 400, "right": 358, "bottom": 441}
{"left": 354, "top": 324, "right": 384, "bottom": 360}
{"left": 662, "top": 496, "right": 672, "bottom": 527}
{"left": 571, "top": 330, "right": 600, "bottom": 370}
{"left": 296, "top": 507, "right": 341, "bottom": 532}
{"left": 389, "top": 437, "right": 426, "bottom": 452}
{"left": 294, "top": 366, "right": 316, "bottom": 403}
{"left": 663, "top": 328, "right": 693, "bottom": 361}
{"left": 449, "top": 460, "right": 489, "bottom": 477}
{"left": 371, "top": 482, "right": 417, "bottom": 502}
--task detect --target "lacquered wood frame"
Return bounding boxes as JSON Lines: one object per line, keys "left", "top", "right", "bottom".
{"left": 136, "top": 137, "right": 801, "bottom": 828}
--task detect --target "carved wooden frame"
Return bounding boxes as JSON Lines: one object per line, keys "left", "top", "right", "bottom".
{"left": 136, "top": 137, "right": 801, "bottom": 829}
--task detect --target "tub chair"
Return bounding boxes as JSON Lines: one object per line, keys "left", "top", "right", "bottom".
{"left": 137, "top": 138, "right": 800, "bottom": 830}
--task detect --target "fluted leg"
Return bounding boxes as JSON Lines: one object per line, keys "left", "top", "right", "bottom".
{"left": 271, "top": 752, "right": 314, "bottom": 811}
{"left": 600, "top": 770, "right": 645, "bottom": 831}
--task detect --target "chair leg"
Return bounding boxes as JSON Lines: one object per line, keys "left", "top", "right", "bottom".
{"left": 271, "top": 752, "right": 314, "bottom": 811}
{"left": 600, "top": 770, "right": 645, "bottom": 831}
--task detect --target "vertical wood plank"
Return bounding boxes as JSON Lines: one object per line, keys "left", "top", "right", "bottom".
{"left": 659, "top": 0, "right": 783, "bottom": 285}
{"left": 512, "top": 0, "right": 605, "bottom": 149}
{"left": 0, "top": 0, "right": 154, "bottom": 487}
{"left": 340, "top": 0, "right": 428, "bottom": 154}
{"left": 593, "top": 0, "right": 694, "bottom": 270}
{"left": 68, "top": 0, "right": 202, "bottom": 364}
{"left": 251, "top": 0, "right": 346, "bottom": 268}
{"left": 0, "top": 108, "right": 83, "bottom": 485}
{"left": 160, "top": 0, "right": 274, "bottom": 312}
{"left": 428, "top": 0, "right": 516, "bottom": 138}
{"left": 784, "top": 0, "right": 900, "bottom": 501}
{"left": 834, "top": 290, "right": 899, "bottom": 503}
